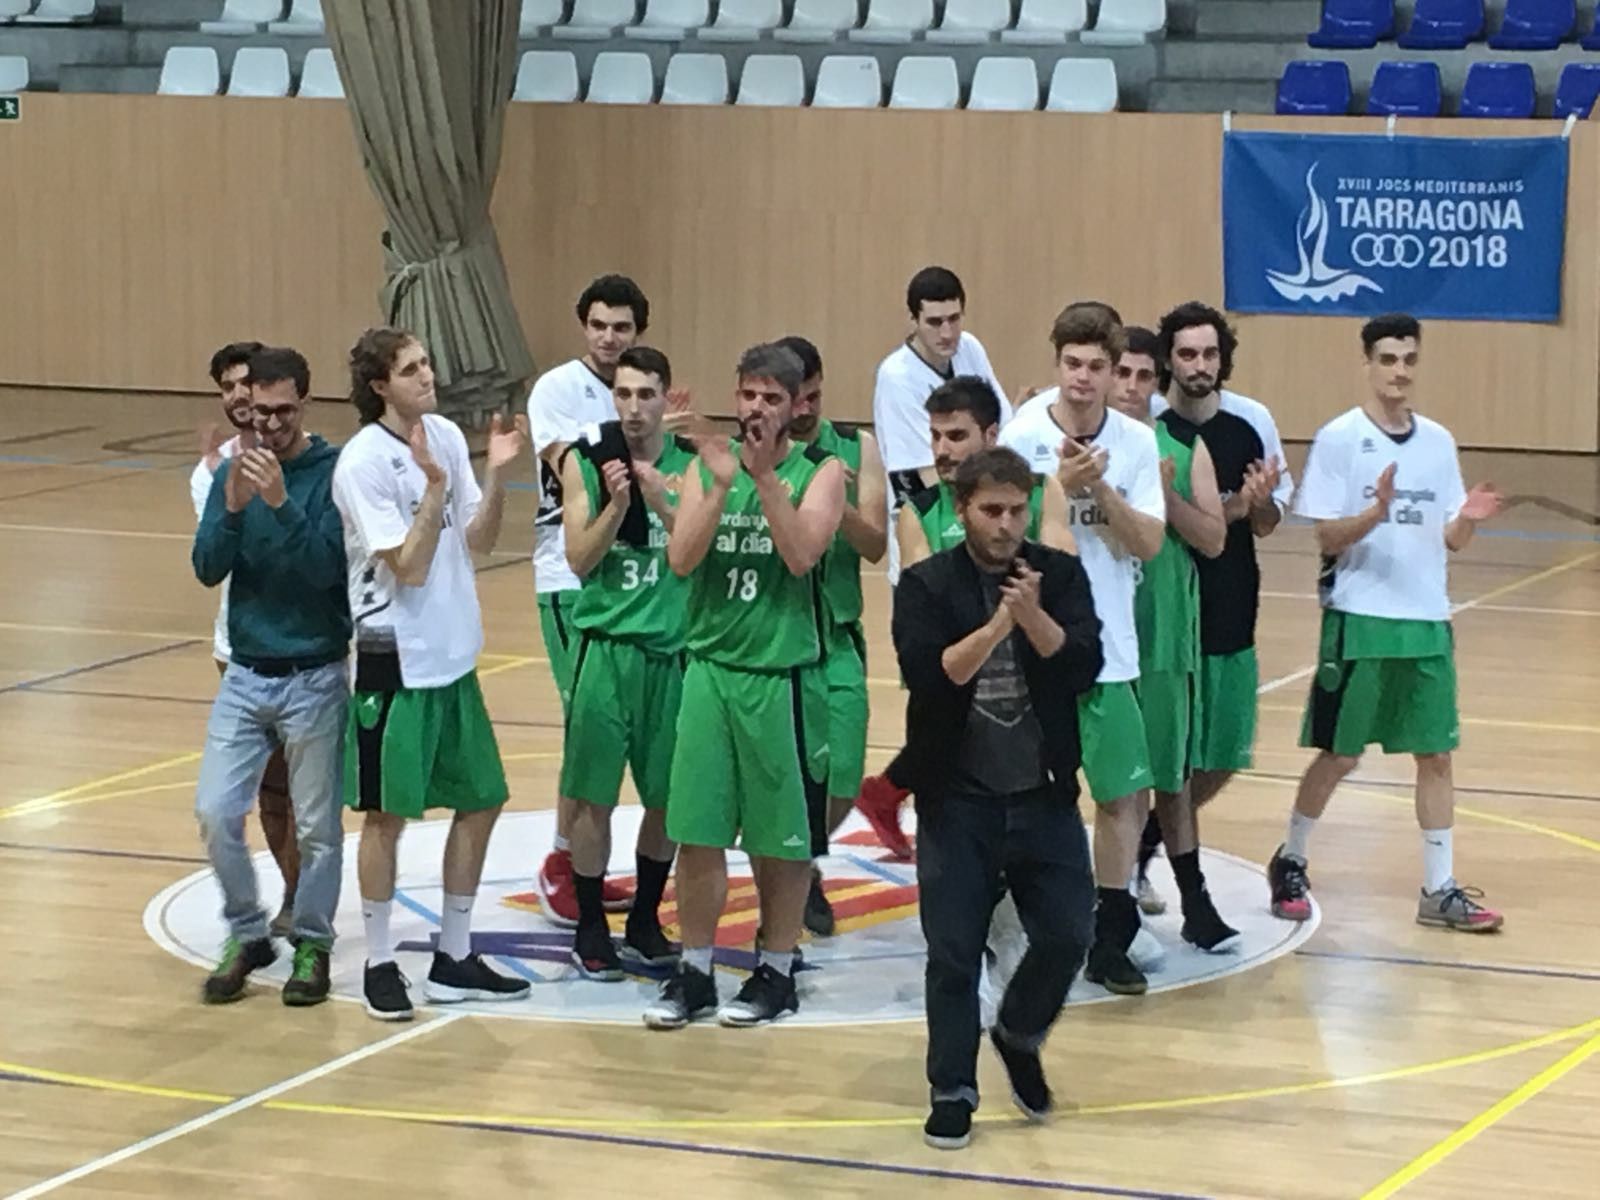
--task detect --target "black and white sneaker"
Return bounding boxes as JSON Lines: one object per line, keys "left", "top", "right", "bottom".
{"left": 643, "top": 963, "right": 719, "bottom": 1030}
{"left": 1085, "top": 942, "right": 1148, "bottom": 996}
{"left": 1181, "top": 888, "right": 1243, "bottom": 953}
{"left": 803, "top": 866, "right": 836, "bottom": 937}
{"left": 717, "top": 964, "right": 799, "bottom": 1027}
{"left": 425, "top": 951, "right": 531, "bottom": 1003}
{"left": 620, "top": 920, "right": 681, "bottom": 968}
{"left": 363, "top": 961, "right": 414, "bottom": 1022}
{"left": 570, "top": 923, "right": 624, "bottom": 982}
{"left": 923, "top": 1099, "right": 974, "bottom": 1150}
{"left": 990, "top": 1028, "right": 1052, "bottom": 1121}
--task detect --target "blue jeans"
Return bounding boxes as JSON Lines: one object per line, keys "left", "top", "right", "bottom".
{"left": 195, "top": 662, "right": 347, "bottom": 944}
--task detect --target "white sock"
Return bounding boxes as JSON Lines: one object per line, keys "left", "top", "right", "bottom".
{"left": 362, "top": 899, "right": 394, "bottom": 966}
{"left": 683, "top": 945, "right": 713, "bottom": 975}
{"left": 1284, "top": 810, "right": 1318, "bottom": 863}
{"left": 760, "top": 948, "right": 794, "bottom": 977}
{"left": 552, "top": 834, "right": 570, "bottom": 854}
{"left": 1421, "top": 828, "right": 1454, "bottom": 894}
{"left": 440, "top": 892, "right": 474, "bottom": 961}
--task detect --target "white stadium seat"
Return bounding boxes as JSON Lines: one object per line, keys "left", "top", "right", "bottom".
{"left": 158, "top": 46, "right": 221, "bottom": 96}
{"left": 15, "top": 0, "right": 93, "bottom": 22}
{"left": 519, "top": 0, "right": 565, "bottom": 36}
{"left": 553, "top": 0, "right": 636, "bottom": 40}
{"left": 0, "top": 1, "right": 35, "bottom": 23}
{"left": 926, "top": 0, "right": 1010, "bottom": 44}
{"left": 967, "top": 56, "right": 1039, "bottom": 110}
{"left": 0, "top": 54, "right": 29, "bottom": 90}
{"left": 227, "top": 46, "right": 290, "bottom": 97}
{"left": 1045, "top": 56, "right": 1118, "bottom": 111}
{"left": 1081, "top": 0, "right": 1166, "bottom": 45}
{"left": 888, "top": 55, "right": 959, "bottom": 108}
{"left": 696, "top": 0, "right": 783, "bottom": 41}
{"left": 661, "top": 52, "right": 729, "bottom": 103}
{"left": 1001, "top": 0, "right": 1088, "bottom": 44}
{"left": 813, "top": 54, "right": 882, "bottom": 107}
{"left": 586, "top": 51, "right": 656, "bottom": 103}
{"left": 200, "top": 0, "right": 283, "bottom": 35}
{"left": 735, "top": 53, "right": 806, "bottom": 105}
{"left": 774, "top": 0, "right": 858, "bottom": 43}
{"left": 626, "top": 0, "right": 709, "bottom": 39}
{"left": 268, "top": 0, "right": 324, "bottom": 35}
{"left": 297, "top": 47, "right": 343, "bottom": 98}
{"left": 513, "top": 50, "right": 581, "bottom": 101}
{"left": 850, "top": 0, "right": 934, "bottom": 43}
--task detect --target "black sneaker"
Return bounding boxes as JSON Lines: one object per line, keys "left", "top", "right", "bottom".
{"left": 425, "top": 951, "right": 532, "bottom": 1003}
{"left": 1180, "top": 888, "right": 1243, "bottom": 954}
{"left": 202, "top": 936, "right": 276, "bottom": 1004}
{"left": 923, "top": 1099, "right": 974, "bottom": 1150}
{"left": 1085, "top": 941, "right": 1148, "bottom": 996}
{"left": 754, "top": 926, "right": 805, "bottom": 972}
{"left": 571, "top": 923, "right": 624, "bottom": 982}
{"left": 642, "top": 963, "right": 719, "bottom": 1030}
{"left": 717, "top": 964, "right": 799, "bottom": 1027}
{"left": 803, "top": 866, "right": 836, "bottom": 937}
{"left": 281, "top": 939, "right": 332, "bottom": 1007}
{"left": 363, "top": 960, "right": 414, "bottom": 1022}
{"left": 1268, "top": 845, "right": 1314, "bottom": 921}
{"left": 620, "top": 920, "right": 681, "bottom": 968}
{"left": 990, "top": 1028, "right": 1052, "bottom": 1121}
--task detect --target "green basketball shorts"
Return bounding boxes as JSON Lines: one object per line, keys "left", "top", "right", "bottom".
{"left": 666, "top": 658, "right": 829, "bottom": 861}
{"left": 559, "top": 635, "right": 684, "bottom": 810}
{"left": 1301, "top": 613, "right": 1459, "bottom": 758}
{"left": 1077, "top": 680, "right": 1155, "bottom": 805}
{"left": 823, "top": 622, "right": 869, "bottom": 800}
{"left": 1132, "top": 669, "right": 1201, "bottom": 796}
{"left": 537, "top": 589, "right": 580, "bottom": 716}
{"left": 345, "top": 670, "right": 508, "bottom": 819}
{"left": 1194, "top": 647, "right": 1258, "bottom": 773}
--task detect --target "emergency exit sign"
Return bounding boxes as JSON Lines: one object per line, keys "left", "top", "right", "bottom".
{"left": 0, "top": 97, "right": 18, "bottom": 121}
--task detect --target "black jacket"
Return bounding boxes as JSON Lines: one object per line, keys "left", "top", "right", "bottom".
{"left": 892, "top": 541, "right": 1104, "bottom": 803}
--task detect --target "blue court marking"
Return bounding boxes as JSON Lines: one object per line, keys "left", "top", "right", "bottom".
{"left": 391, "top": 888, "right": 547, "bottom": 985}
{"left": 1295, "top": 948, "right": 1600, "bottom": 984}
{"left": 838, "top": 851, "right": 916, "bottom": 888}
{"left": 0, "top": 639, "right": 198, "bottom": 696}
{"left": 428, "top": 1118, "right": 1217, "bottom": 1199}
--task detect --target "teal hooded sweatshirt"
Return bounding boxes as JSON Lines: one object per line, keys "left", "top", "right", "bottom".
{"left": 192, "top": 435, "right": 351, "bottom": 666}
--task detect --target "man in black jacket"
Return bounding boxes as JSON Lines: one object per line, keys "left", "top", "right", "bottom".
{"left": 893, "top": 448, "right": 1103, "bottom": 1151}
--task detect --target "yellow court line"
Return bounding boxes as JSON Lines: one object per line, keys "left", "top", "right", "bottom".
{"left": 478, "top": 655, "right": 543, "bottom": 680}
{"left": 0, "top": 1061, "right": 229, "bottom": 1105}
{"left": 1359, "top": 1028, "right": 1600, "bottom": 1200}
{"left": 1460, "top": 549, "right": 1600, "bottom": 608}
{"left": 498, "top": 752, "right": 563, "bottom": 763}
{"left": 0, "top": 751, "right": 202, "bottom": 821}
{"left": 1449, "top": 803, "right": 1600, "bottom": 855}
{"left": 1258, "top": 705, "right": 1600, "bottom": 737}
{"left": 0, "top": 521, "right": 190, "bottom": 542}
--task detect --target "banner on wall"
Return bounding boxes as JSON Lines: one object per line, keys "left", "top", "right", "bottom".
{"left": 1222, "top": 131, "right": 1568, "bottom": 322}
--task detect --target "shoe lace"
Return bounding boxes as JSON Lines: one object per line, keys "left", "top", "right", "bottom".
{"left": 1437, "top": 884, "right": 1490, "bottom": 915}
{"left": 291, "top": 941, "right": 324, "bottom": 981}
{"left": 216, "top": 937, "right": 242, "bottom": 970}
{"left": 1280, "top": 858, "right": 1310, "bottom": 897}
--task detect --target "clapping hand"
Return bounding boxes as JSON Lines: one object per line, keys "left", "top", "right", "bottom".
{"left": 600, "top": 458, "right": 632, "bottom": 508}
{"left": 999, "top": 560, "right": 1044, "bottom": 623}
{"left": 409, "top": 420, "right": 446, "bottom": 486}
{"left": 484, "top": 411, "right": 528, "bottom": 473}
{"left": 1460, "top": 482, "right": 1504, "bottom": 522}
{"left": 1371, "top": 462, "right": 1398, "bottom": 515}
{"left": 223, "top": 427, "right": 258, "bottom": 512}
{"left": 237, "top": 447, "right": 286, "bottom": 509}
{"left": 1058, "top": 438, "right": 1108, "bottom": 495}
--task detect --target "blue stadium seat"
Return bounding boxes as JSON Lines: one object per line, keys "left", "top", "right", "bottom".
{"left": 1488, "top": 0, "right": 1573, "bottom": 49}
{"left": 1553, "top": 62, "right": 1600, "bottom": 118}
{"left": 1458, "top": 61, "right": 1536, "bottom": 117}
{"left": 1396, "top": 0, "right": 1483, "bottom": 47}
{"left": 1277, "top": 60, "right": 1353, "bottom": 114}
{"left": 1366, "top": 60, "right": 1442, "bottom": 115}
{"left": 1307, "top": 0, "right": 1394, "bottom": 48}
{"left": 1582, "top": 21, "right": 1600, "bottom": 49}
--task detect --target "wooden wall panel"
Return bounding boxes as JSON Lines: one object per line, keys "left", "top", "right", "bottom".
{"left": 1, "top": 96, "right": 1595, "bottom": 449}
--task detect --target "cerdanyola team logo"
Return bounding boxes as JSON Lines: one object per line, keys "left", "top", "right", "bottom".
{"left": 1267, "top": 164, "right": 1384, "bottom": 305}
{"left": 146, "top": 808, "right": 1317, "bottom": 1025}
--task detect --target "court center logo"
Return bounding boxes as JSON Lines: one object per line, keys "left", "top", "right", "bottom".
{"left": 1267, "top": 164, "right": 1383, "bottom": 305}
{"left": 145, "top": 808, "right": 1316, "bottom": 1026}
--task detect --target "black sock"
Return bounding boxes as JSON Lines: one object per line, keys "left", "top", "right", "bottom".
{"left": 1095, "top": 886, "right": 1137, "bottom": 949}
{"left": 1137, "top": 810, "right": 1163, "bottom": 872}
{"left": 1170, "top": 850, "right": 1205, "bottom": 902}
{"left": 629, "top": 854, "right": 672, "bottom": 928}
{"left": 574, "top": 872, "right": 606, "bottom": 930}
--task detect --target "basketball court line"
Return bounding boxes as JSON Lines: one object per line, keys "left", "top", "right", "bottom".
{"left": 0, "top": 752, "right": 201, "bottom": 822}
{"left": 1357, "top": 1029, "right": 1600, "bottom": 1200}
{"left": 1295, "top": 949, "right": 1600, "bottom": 985}
{"left": 3, "top": 1013, "right": 464, "bottom": 1200}
{"left": 0, "top": 639, "right": 198, "bottom": 698}
{"left": 0, "top": 840, "right": 207, "bottom": 867}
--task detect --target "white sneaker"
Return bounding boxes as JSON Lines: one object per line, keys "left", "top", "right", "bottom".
{"left": 1129, "top": 924, "right": 1165, "bottom": 973}
{"left": 1136, "top": 874, "right": 1167, "bottom": 916}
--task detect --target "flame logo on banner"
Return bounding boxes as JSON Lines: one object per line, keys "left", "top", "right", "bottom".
{"left": 1266, "top": 164, "right": 1383, "bottom": 304}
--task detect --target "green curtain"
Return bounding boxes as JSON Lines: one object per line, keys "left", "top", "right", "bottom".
{"left": 325, "top": 0, "right": 534, "bottom": 417}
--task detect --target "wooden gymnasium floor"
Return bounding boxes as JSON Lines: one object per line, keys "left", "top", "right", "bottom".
{"left": 0, "top": 387, "right": 1596, "bottom": 1200}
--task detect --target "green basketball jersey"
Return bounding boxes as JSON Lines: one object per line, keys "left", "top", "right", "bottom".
{"left": 570, "top": 433, "right": 697, "bottom": 655}
{"left": 910, "top": 479, "right": 1046, "bottom": 554}
{"left": 1135, "top": 422, "right": 1200, "bottom": 675}
{"left": 812, "top": 419, "right": 864, "bottom": 628}
{"left": 685, "top": 438, "right": 834, "bottom": 670}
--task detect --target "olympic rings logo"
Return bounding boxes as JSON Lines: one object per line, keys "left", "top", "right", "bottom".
{"left": 1351, "top": 233, "right": 1425, "bottom": 268}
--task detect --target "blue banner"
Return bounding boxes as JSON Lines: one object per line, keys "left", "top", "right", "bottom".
{"left": 1222, "top": 131, "right": 1567, "bottom": 322}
